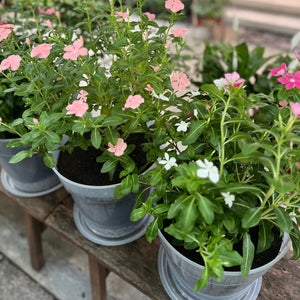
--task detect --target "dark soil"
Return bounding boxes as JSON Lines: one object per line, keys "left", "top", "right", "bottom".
{"left": 57, "top": 133, "right": 149, "bottom": 186}
{"left": 0, "top": 132, "right": 19, "bottom": 139}
{"left": 163, "top": 225, "right": 282, "bottom": 272}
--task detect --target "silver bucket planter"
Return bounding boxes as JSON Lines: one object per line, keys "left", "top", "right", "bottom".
{"left": 158, "top": 230, "right": 291, "bottom": 300}
{"left": 0, "top": 138, "right": 61, "bottom": 197}
{"left": 53, "top": 162, "right": 151, "bottom": 246}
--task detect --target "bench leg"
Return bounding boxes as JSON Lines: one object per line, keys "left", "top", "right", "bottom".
{"left": 88, "top": 254, "right": 109, "bottom": 300}
{"left": 24, "top": 212, "right": 45, "bottom": 271}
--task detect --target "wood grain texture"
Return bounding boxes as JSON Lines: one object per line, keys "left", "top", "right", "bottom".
{"left": 45, "top": 201, "right": 170, "bottom": 300}
{"left": 0, "top": 178, "right": 68, "bottom": 222}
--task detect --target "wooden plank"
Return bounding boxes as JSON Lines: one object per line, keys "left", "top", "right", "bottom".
{"left": 45, "top": 201, "right": 170, "bottom": 300}
{"left": 0, "top": 178, "right": 68, "bottom": 222}
{"left": 88, "top": 254, "right": 109, "bottom": 300}
{"left": 24, "top": 212, "right": 45, "bottom": 271}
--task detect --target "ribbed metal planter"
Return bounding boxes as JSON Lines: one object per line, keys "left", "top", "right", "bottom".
{"left": 158, "top": 230, "right": 291, "bottom": 300}
{"left": 0, "top": 138, "right": 61, "bottom": 196}
{"left": 53, "top": 157, "right": 151, "bottom": 246}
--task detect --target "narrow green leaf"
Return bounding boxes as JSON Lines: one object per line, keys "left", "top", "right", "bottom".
{"left": 195, "top": 266, "right": 210, "bottom": 291}
{"left": 145, "top": 218, "right": 159, "bottom": 243}
{"left": 197, "top": 195, "right": 214, "bottom": 224}
{"left": 91, "top": 128, "right": 102, "bottom": 149}
{"left": 130, "top": 207, "right": 147, "bottom": 221}
{"left": 242, "top": 207, "right": 263, "bottom": 228}
{"left": 101, "top": 159, "right": 118, "bottom": 173}
{"left": 201, "top": 84, "right": 224, "bottom": 102}
{"left": 257, "top": 220, "right": 273, "bottom": 253}
{"left": 105, "top": 127, "right": 118, "bottom": 144}
{"left": 182, "top": 120, "right": 205, "bottom": 145}
{"left": 241, "top": 232, "right": 255, "bottom": 279}
{"left": 102, "top": 116, "right": 124, "bottom": 127}
{"left": 273, "top": 207, "right": 293, "bottom": 233}
{"left": 9, "top": 150, "right": 33, "bottom": 164}
{"left": 290, "top": 223, "right": 300, "bottom": 260}
{"left": 121, "top": 175, "right": 132, "bottom": 195}
{"left": 43, "top": 152, "right": 56, "bottom": 168}
{"left": 219, "top": 246, "right": 243, "bottom": 267}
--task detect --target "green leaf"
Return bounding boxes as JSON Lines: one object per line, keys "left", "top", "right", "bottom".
{"left": 241, "top": 232, "right": 255, "bottom": 279}
{"left": 242, "top": 207, "right": 263, "bottom": 228}
{"left": 257, "top": 220, "right": 274, "bottom": 253}
{"left": 105, "top": 127, "right": 118, "bottom": 145}
{"left": 130, "top": 207, "right": 147, "bottom": 221}
{"left": 153, "top": 127, "right": 166, "bottom": 145}
{"left": 219, "top": 246, "right": 243, "bottom": 267}
{"left": 145, "top": 218, "right": 159, "bottom": 243}
{"left": 195, "top": 266, "right": 211, "bottom": 291}
{"left": 43, "top": 152, "right": 56, "bottom": 168}
{"left": 102, "top": 116, "right": 123, "bottom": 127}
{"left": 201, "top": 84, "right": 224, "bottom": 102}
{"left": 91, "top": 128, "right": 102, "bottom": 149}
{"left": 101, "top": 159, "right": 118, "bottom": 173}
{"left": 273, "top": 207, "right": 293, "bottom": 233}
{"left": 196, "top": 194, "right": 214, "bottom": 224}
{"left": 9, "top": 149, "right": 34, "bottom": 164}
{"left": 290, "top": 222, "right": 300, "bottom": 260}
{"left": 121, "top": 175, "right": 132, "bottom": 195}
{"left": 268, "top": 177, "right": 295, "bottom": 194}
{"left": 182, "top": 120, "right": 206, "bottom": 145}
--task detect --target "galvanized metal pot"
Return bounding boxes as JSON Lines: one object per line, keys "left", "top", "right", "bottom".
{"left": 158, "top": 230, "right": 291, "bottom": 300}
{"left": 53, "top": 156, "right": 151, "bottom": 246}
{"left": 0, "top": 137, "right": 61, "bottom": 196}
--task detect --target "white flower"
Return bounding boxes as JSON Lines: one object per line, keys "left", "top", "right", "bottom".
{"left": 193, "top": 109, "right": 198, "bottom": 118}
{"left": 159, "top": 153, "right": 178, "bottom": 170}
{"left": 91, "top": 109, "right": 101, "bottom": 118}
{"left": 221, "top": 192, "right": 235, "bottom": 208}
{"left": 175, "top": 121, "right": 190, "bottom": 132}
{"left": 196, "top": 159, "right": 220, "bottom": 183}
{"left": 159, "top": 94, "right": 169, "bottom": 101}
{"left": 190, "top": 91, "right": 200, "bottom": 97}
{"left": 213, "top": 78, "right": 227, "bottom": 90}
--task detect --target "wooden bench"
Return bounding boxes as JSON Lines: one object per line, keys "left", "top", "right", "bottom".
{"left": 0, "top": 176, "right": 299, "bottom": 300}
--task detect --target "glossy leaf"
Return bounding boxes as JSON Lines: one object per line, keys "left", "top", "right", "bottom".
{"left": 257, "top": 220, "right": 273, "bottom": 253}
{"left": 197, "top": 194, "right": 214, "bottom": 224}
{"left": 241, "top": 233, "right": 254, "bottom": 279}
{"left": 242, "top": 207, "right": 263, "bottom": 228}
{"left": 91, "top": 128, "right": 102, "bottom": 149}
{"left": 273, "top": 207, "right": 293, "bottom": 233}
{"left": 182, "top": 120, "right": 206, "bottom": 145}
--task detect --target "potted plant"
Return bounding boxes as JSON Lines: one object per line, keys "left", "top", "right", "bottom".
{"left": 131, "top": 56, "right": 300, "bottom": 297}
{"left": 0, "top": 0, "right": 191, "bottom": 245}
{"left": 0, "top": 21, "right": 61, "bottom": 196}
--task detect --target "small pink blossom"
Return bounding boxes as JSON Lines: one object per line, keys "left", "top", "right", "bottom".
{"left": 206, "top": 104, "right": 211, "bottom": 109}
{"left": 279, "top": 100, "right": 288, "bottom": 107}
{"left": 269, "top": 63, "right": 286, "bottom": 76}
{"left": 166, "top": 39, "right": 172, "bottom": 49}
{"left": 144, "top": 31, "right": 148, "bottom": 40}
{"left": 31, "top": 43, "right": 52, "bottom": 58}
{"left": 165, "top": 0, "right": 184, "bottom": 13}
{"left": 224, "top": 72, "right": 245, "bottom": 88}
{"left": 0, "top": 24, "right": 14, "bottom": 41}
{"left": 38, "top": 7, "right": 56, "bottom": 15}
{"left": 0, "top": 55, "right": 21, "bottom": 71}
{"left": 145, "top": 84, "right": 154, "bottom": 92}
{"left": 151, "top": 65, "right": 159, "bottom": 72}
{"left": 171, "top": 72, "right": 190, "bottom": 91}
{"left": 25, "top": 37, "right": 31, "bottom": 45}
{"left": 33, "top": 118, "right": 39, "bottom": 124}
{"left": 108, "top": 138, "right": 127, "bottom": 157}
{"left": 296, "top": 52, "right": 300, "bottom": 60}
{"left": 46, "top": 19, "right": 53, "bottom": 28}
{"left": 125, "top": 95, "right": 144, "bottom": 109}
{"left": 77, "top": 90, "right": 88, "bottom": 102}
{"left": 171, "top": 28, "right": 188, "bottom": 37}
{"left": 55, "top": 11, "right": 61, "bottom": 18}
{"left": 38, "top": 7, "right": 46, "bottom": 13}
{"left": 116, "top": 11, "right": 128, "bottom": 22}
{"left": 278, "top": 72, "right": 300, "bottom": 90}
{"left": 63, "top": 36, "right": 88, "bottom": 60}
{"left": 66, "top": 100, "right": 89, "bottom": 117}
{"left": 56, "top": 77, "right": 63, "bottom": 81}
{"left": 144, "top": 12, "right": 155, "bottom": 19}
{"left": 290, "top": 102, "right": 300, "bottom": 117}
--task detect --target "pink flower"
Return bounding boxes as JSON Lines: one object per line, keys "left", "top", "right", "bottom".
{"left": 0, "top": 24, "right": 13, "bottom": 41}
{"left": 46, "top": 19, "right": 53, "bottom": 28}
{"left": 77, "top": 90, "right": 88, "bottom": 102}
{"left": 125, "top": 95, "right": 144, "bottom": 109}
{"left": 171, "top": 72, "right": 190, "bottom": 91}
{"left": 33, "top": 118, "right": 39, "bottom": 124}
{"left": 116, "top": 11, "right": 128, "bottom": 22}
{"left": 63, "top": 36, "right": 88, "bottom": 60}
{"left": 31, "top": 43, "right": 52, "bottom": 58}
{"left": 166, "top": 39, "right": 172, "bottom": 49}
{"left": 25, "top": 37, "right": 31, "bottom": 45}
{"left": 295, "top": 52, "right": 300, "bottom": 60}
{"left": 151, "top": 65, "right": 159, "bottom": 72}
{"left": 290, "top": 102, "right": 300, "bottom": 117}
{"left": 38, "top": 7, "right": 46, "bottom": 14}
{"left": 145, "top": 84, "right": 154, "bottom": 92}
{"left": 279, "top": 100, "right": 288, "bottom": 107}
{"left": 269, "top": 63, "right": 286, "bottom": 76}
{"left": 46, "top": 8, "right": 55, "bottom": 15}
{"left": 55, "top": 11, "right": 61, "bottom": 18}
{"left": 144, "top": 12, "right": 155, "bottom": 19}
{"left": 165, "top": 0, "right": 184, "bottom": 13}
{"left": 66, "top": 100, "right": 89, "bottom": 117}
{"left": 171, "top": 28, "right": 188, "bottom": 37}
{"left": 224, "top": 72, "right": 245, "bottom": 88}
{"left": 0, "top": 55, "right": 21, "bottom": 71}
{"left": 278, "top": 72, "right": 300, "bottom": 90}
{"left": 108, "top": 138, "right": 127, "bottom": 157}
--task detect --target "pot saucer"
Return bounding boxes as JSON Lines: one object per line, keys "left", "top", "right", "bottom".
{"left": 1, "top": 169, "right": 62, "bottom": 197}
{"left": 158, "top": 247, "right": 262, "bottom": 300}
{"left": 73, "top": 204, "right": 152, "bottom": 246}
